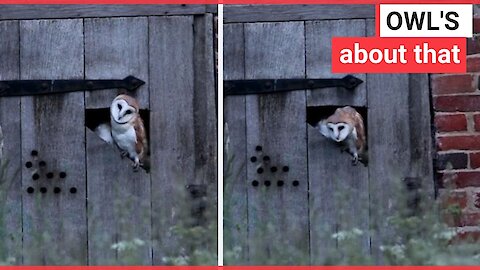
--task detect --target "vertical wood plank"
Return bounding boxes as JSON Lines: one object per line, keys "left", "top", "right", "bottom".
{"left": 306, "top": 19, "right": 370, "bottom": 264}
{"left": 0, "top": 20, "right": 22, "bottom": 264}
{"left": 84, "top": 17, "right": 149, "bottom": 109}
{"left": 305, "top": 20, "right": 367, "bottom": 107}
{"left": 244, "top": 22, "right": 309, "bottom": 265}
{"left": 223, "top": 23, "right": 248, "bottom": 263}
{"left": 149, "top": 15, "right": 195, "bottom": 265}
{"left": 84, "top": 17, "right": 152, "bottom": 265}
{"left": 366, "top": 20, "right": 412, "bottom": 264}
{"left": 193, "top": 14, "right": 217, "bottom": 186}
{"left": 20, "top": 19, "right": 86, "bottom": 265}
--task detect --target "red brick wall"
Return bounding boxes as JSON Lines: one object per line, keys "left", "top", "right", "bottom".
{"left": 433, "top": 18, "right": 480, "bottom": 235}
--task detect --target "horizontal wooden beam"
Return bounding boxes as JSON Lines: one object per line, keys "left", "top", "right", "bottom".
{"left": 224, "top": 5, "right": 375, "bottom": 23}
{"left": 0, "top": 5, "right": 217, "bottom": 20}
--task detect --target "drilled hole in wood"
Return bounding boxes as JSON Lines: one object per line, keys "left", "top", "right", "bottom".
{"left": 255, "top": 145, "right": 262, "bottom": 151}
{"left": 264, "top": 180, "right": 271, "bottom": 187}
{"left": 263, "top": 156, "right": 270, "bottom": 161}
{"left": 26, "top": 187, "right": 34, "bottom": 193}
{"left": 59, "top": 172, "right": 67, "bottom": 179}
{"left": 40, "top": 187, "right": 47, "bottom": 193}
{"left": 70, "top": 187, "right": 77, "bottom": 194}
{"left": 39, "top": 161, "right": 46, "bottom": 167}
{"left": 292, "top": 180, "right": 300, "bottom": 187}
{"left": 32, "top": 173, "right": 40, "bottom": 180}
{"left": 282, "top": 166, "right": 289, "bottom": 172}
{"left": 270, "top": 166, "right": 277, "bottom": 173}
{"left": 250, "top": 156, "right": 257, "bottom": 162}
{"left": 25, "top": 162, "right": 32, "bottom": 168}
{"left": 31, "top": 150, "right": 38, "bottom": 156}
{"left": 46, "top": 172, "right": 54, "bottom": 179}
{"left": 257, "top": 167, "right": 264, "bottom": 174}
{"left": 277, "top": 180, "right": 284, "bottom": 187}
{"left": 54, "top": 187, "right": 61, "bottom": 194}
{"left": 251, "top": 180, "right": 259, "bottom": 187}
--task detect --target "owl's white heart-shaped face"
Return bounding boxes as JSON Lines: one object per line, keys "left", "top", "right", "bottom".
{"left": 110, "top": 98, "right": 137, "bottom": 124}
{"left": 326, "top": 122, "right": 352, "bottom": 142}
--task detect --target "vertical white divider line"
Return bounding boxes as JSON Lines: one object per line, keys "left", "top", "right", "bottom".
{"left": 217, "top": 3, "right": 224, "bottom": 267}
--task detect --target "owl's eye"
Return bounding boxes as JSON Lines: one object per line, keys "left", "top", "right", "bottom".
{"left": 338, "top": 126, "right": 345, "bottom": 131}
{"left": 328, "top": 127, "right": 334, "bottom": 131}
{"left": 125, "top": 110, "right": 132, "bottom": 115}
{"left": 117, "top": 104, "right": 122, "bottom": 110}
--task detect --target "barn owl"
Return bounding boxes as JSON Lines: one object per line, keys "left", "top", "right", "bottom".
{"left": 316, "top": 106, "right": 367, "bottom": 166}
{"left": 108, "top": 94, "right": 150, "bottom": 172}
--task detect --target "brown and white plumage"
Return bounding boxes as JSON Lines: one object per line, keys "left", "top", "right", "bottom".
{"left": 110, "top": 94, "right": 150, "bottom": 172}
{"left": 316, "top": 106, "right": 367, "bottom": 166}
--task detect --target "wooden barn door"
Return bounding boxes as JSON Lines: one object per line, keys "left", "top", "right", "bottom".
{"left": 224, "top": 5, "right": 434, "bottom": 265}
{"left": 0, "top": 6, "right": 216, "bottom": 265}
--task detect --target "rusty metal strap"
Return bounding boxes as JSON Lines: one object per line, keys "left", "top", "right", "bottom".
{"left": 0, "top": 76, "right": 144, "bottom": 97}
{"left": 224, "top": 75, "right": 363, "bottom": 96}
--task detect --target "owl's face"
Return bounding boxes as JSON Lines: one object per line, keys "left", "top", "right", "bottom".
{"left": 110, "top": 98, "right": 137, "bottom": 125}
{"left": 326, "top": 122, "right": 351, "bottom": 142}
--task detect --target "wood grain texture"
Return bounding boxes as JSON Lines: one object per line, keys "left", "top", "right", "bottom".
{"left": 84, "top": 17, "right": 152, "bottom": 265}
{"left": 148, "top": 15, "right": 195, "bottom": 265}
{"left": 366, "top": 20, "right": 412, "bottom": 264}
{"left": 244, "top": 22, "right": 309, "bottom": 265}
{"left": 0, "top": 20, "right": 22, "bottom": 264}
{"left": 223, "top": 23, "right": 248, "bottom": 263}
{"left": 193, "top": 14, "right": 217, "bottom": 186}
{"left": 305, "top": 19, "right": 367, "bottom": 107}
{"left": 224, "top": 5, "right": 375, "bottom": 23}
{"left": 0, "top": 5, "right": 213, "bottom": 20}
{"left": 85, "top": 17, "right": 149, "bottom": 109}
{"left": 20, "top": 19, "right": 86, "bottom": 265}
{"left": 306, "top": 19, "right": 369, "bottom": 264}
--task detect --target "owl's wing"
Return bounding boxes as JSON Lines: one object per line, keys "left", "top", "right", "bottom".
{"left": 134, "top": 117, "right": 148, "bottom": 158}
{"left": 94, "top": 123, "right": 114, "bottom": 145}
{"left": 317, "top": 120, "right": 331, "bottom": 138}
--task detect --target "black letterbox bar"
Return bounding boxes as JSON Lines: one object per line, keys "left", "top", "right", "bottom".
{"left": 224, "top": 75, "right": 363, "bottom": 96}
{"left": 0, "top": 76, "right": 144, "bottom": 97}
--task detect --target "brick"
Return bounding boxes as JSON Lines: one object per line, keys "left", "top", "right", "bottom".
{"left": 471, "top": 152, "right": 480, "bottom": 169}
{"left": 437, "top": 152, "right": 468, "bottom": 170}
{"left": 431, "top": 75, "right": 475, "bottom": 95}
{"left": 446, "top": 213, "right": 480, "bottom": 227}
{"left": 441, "top": 171, "right": 480, "bottom": 188}
{"left": 434, "top": 114, "right": 467, "bottom": 132}
{"left": 467, "top": 54, "right": 480, "bottom": 73}
{"left": 467, "top": 37, "right": 480, "bottom": 55}
{"left": 474, "top": 114, "right": 480, "bottom": 131}
{"left": 434, "top": 96, "right": 480, "bottom": 112}
{"left": 453, "top": 230, "right": 480, "bottom": 242}
{"left": 441, "top": 189, "right": 468, "bottom": 209}
{"left": 437, "top": 135, "right": 480, "bottom": 151}
{"left": 475, "top": 18, "right": 480, "bottom": 34}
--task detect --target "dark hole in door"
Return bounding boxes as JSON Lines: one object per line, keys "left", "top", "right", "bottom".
{"left": 306, "top": 106, "right": 368, "bottom": 138}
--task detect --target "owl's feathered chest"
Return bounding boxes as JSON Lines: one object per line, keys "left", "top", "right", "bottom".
{"left": 111, "top": 121, "right": 137, "bottom": 150}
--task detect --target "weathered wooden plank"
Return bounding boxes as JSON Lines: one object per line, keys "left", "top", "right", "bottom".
{"left": 224, "top": 5, "right": 375, "bottom": 23}
{"left": 223, "top": 23, "right": 248, "bottom": 264}
{"left": 0, "top": 20, "right": 22, "bottom": 264}
{"left": 193, "top": 14, "right": 217, "bottom": 186}
{"left": 366, "top": 20, "right": 412, "bottom": 264}
{"left": 244, "top": 22, "right": 309, "bottom": 265}
{"left": 85, "top": 17, "right": 149, "bottom": 109}
{"left": 149, "top": 15, "right": 195, "bottom": 265}
{"left": 407, "top": 73, "right": 434, "bottom": 199}
{"left": 0, "top": 5, "right": 212, "bottom": 20}
{"left": 306, "top": 19, "right": 367, "bottom": 107}
{"left": 20, "top": 19, "right": 86, "bottom": 264}
{"left": 84, "top": 17, "right": 152, "bottom": 265}
{"left": 306, "top": 19, "right": 369, "bottom": 264}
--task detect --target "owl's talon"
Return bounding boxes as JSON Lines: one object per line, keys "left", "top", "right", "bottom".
{"left": 120, "top": 151, "right": 128, "bottom": 159}
{"left": 352, "top": 154, "right": 359, "bottom": 166}
{"left": 132, "top": 158, "right": 140, "bottom": 172}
